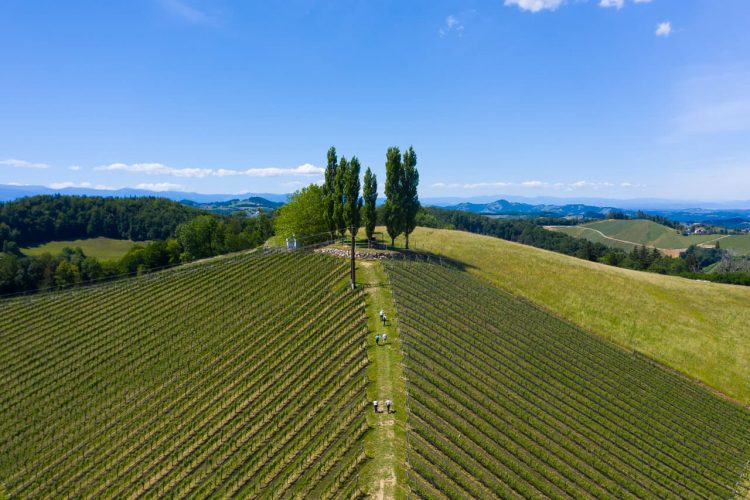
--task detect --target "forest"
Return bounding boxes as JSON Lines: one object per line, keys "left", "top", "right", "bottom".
{"left": 0, "top": 196, "right": 273, "bottom": 295}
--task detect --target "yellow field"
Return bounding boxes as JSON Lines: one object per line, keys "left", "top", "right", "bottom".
{"left": 404, "top": 226, "right": 750, "bottom": 405}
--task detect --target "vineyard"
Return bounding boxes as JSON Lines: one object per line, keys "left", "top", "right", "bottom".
{"left": 387, "top": 259, "right": 750, "bottom": 498}
{"left": 0, "top": 250, "right": 369, "bottom": 497}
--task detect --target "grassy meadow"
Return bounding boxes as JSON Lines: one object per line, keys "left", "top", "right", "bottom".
{"left": 21, "top": 237, "right": 143, "bottom": 261}
{"left": 549, "top": 219, "right": 750, "bottom": 255}
{"left": 401, "top": 226, "right": 750, "bottom": 405}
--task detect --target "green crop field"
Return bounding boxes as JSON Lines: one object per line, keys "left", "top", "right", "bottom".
{"left": 0, "top": 251, "right": 369, "bottom": 498}
{"left": 548, "top": 219, "right": 750, "bottom": 255}
{"left": 404, "top": 227, "right": 750, "bottom": 404}
{"left": 21, "top": 237, "right": 143, "bottom": 260}
{"left": 387, "top": 259, "right": 750, "bottom": 498}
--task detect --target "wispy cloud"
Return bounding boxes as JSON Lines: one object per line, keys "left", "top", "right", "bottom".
{"left": 505, "top": 0, "right": 651, "bottom": 13}
{"left": 504, "top": 0, "right": 564, "bottom": 13}
{"left": 96, "top": 162, "right": 213, "bottom": 177}
{"left": 160, "top": 0, "right": 212, "bottom": 24}
{"left": 673, "top": 69, "right": 750, "bottom": 136}
{"left": 135, "top": 182, "right": 186, "bottom": 192}
{"left": 439, "top": 15, "right": 464, "bottom": 37}
{"left": 47, "top": 181, "right": 115, "bottom": 190}
{"left": 0, "top": 158, "right": 50, "bottom": 169}
{"left": 95, "top": 162, "right": 324, "bottom": 178}
{"left": 68, "top": 165, "right": 82, "bottom": 171}
{"left": 433, "top": 180, "right": 635, "bottom": 190}
{"left": 214, "top": 164, "right": 325, "bottom": 177}
{"left": 655, "top": 21, "right": 672, "bottom": 37}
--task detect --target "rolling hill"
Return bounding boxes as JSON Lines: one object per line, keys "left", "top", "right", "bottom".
{"left": 388, "top": 259, "right": 750, "bottom": 498}
{"left": 547, "top": 219, "right": 750, "bottom": 255}
{"left": 0, "top": 250, "right": 368, "bottom": 497}
{"left": 405, "top": 226, "right": 750, "bottom": 404}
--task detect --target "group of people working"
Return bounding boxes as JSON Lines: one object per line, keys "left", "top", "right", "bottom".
{"left": 373, "top": 308, "right": 392, "bottom": 414}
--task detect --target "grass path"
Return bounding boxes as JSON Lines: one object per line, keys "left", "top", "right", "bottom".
{"left": 357, "top": 261, "right": 408, "bottom": 499}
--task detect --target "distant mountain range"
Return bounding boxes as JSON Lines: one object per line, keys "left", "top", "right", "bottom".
{"left": 182, "top": 197, "right": 284, "bottom": 216}
{"left": 3, "top": 184, "right": 750, "bottom": 227}
{"left": 444, "top": 199, "right": 617, "bottom": 218}
{"left": 441, "top": 199, "right": 750, "bottom": 228}
{"left": 0, "top": 184, "right": 289, "bottom": 204}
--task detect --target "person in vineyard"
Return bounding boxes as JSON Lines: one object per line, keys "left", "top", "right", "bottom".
{"left": 373, "top": 400, "right": 379, "bottom": 413}
{"left": 375, "top": 334, "right": 380, "bottom": 345}
{"left": 385, "top": 399, "right": 392, "bottom": 413}
{"left": 381, "top": 313, "right": 387, "bottom": 326}
{"left": 379, "top": 309, "right": 384, "bottom": 321}
{"left": 382, "top": 333, "right": 387, "bottom": 345}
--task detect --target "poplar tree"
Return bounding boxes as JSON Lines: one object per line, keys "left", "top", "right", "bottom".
{"left": 401, "top": 146, "right": 420, "bottom": 249}
{"left": 362, "top": 167, "right": 378, "bottom": 241}
{"left": 323, "top": 146, "right": 338, "bottom": 238}
{"left": 384, "top": 147, "right": 403, "bottom": 247}
{"left": 344, "top": 156, "right": 363, "bottom": 238}
{"left": 333, "top": 157, "right": 347, "bottom": 238}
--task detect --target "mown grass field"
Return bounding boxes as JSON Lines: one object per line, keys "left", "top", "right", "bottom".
{"left": 0, "top": 250, "right": 369, "bottom": 497}
{"left": 388, "top": 260, "right": 750, "bottom": 498}
{"left": 21, "top": 237, "right": 143, "bottom": 260}
{"left": 405, "top": 226, "right": 750, "bottom": 404}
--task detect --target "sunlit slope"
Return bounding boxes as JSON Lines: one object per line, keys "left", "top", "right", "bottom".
{"left": 0, "top": 251, "right": 369, "bottom": 498}
{"left": 388, "top": 260, "right": 750, "bottom": 498}
{"left": 409, "top": 226, "right": 750, "bottom": 404}
{"left": 549, "top": 219, "right": 750, "bottom": 254}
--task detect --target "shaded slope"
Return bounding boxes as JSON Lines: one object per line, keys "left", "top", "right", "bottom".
{"left": 409, "top": 227, "right": 750, "bottom": 404}
{"left": 387, "top": 260, "right": 750, "bottom": 498}
{"left": 0, "top": 251, "right": 369, "bottom": 497}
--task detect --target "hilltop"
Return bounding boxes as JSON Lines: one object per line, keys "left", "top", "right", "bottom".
{"left": 548, "top": 219, "right": 750, "bottom": 256}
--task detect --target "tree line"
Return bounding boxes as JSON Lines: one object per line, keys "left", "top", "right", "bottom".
{"left": 420, "top": 207, "right": 750, "bottom": 286}
{"left": 0, "top": 197, "right": 273, "bottom": 295}
{"left": 276, "top": 145, "right": 420, "bottom": 248}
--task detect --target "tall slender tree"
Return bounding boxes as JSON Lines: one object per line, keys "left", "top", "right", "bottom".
{"left": 323, "top": 146, "right": 338, "bottom": 238}
{"left": 362, "top": 167, "right": 378, "bottom": 241}
{"left": 401, "top": 146, "right": 420, "bottom": 249}
{"left": 333, "top": 156, "right": 347, "bottom": 238}
{"left": 344, "top": 156, "right": 363, "bottom": 238}
{"left": 384, "top": 146, "right": 403, "bottom": 247}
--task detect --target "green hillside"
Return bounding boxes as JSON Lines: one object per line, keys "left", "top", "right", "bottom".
{"left": 548, "top": 219, "right": 750, "bottom": 255}
{"left": 388, "top": 260, "right": 750, "bottom": 498}
{"left": 21, "top": 237, "right": 143, "bottom": 261}
{"left": 407, "top": 227, "right": 750, "bottom": 404}
{"left": 0, "top": 251, "right": 368, "bottom": 497}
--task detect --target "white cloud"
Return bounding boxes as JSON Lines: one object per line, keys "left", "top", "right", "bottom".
{"left": 521, "top": 180, "right": 548, "bottom": 188}
{"left": 135, "top": 182, "right": 186, "bottom": 192}
{"left": 439, "top": 14, "right": 465, "bottom": 37}
{"left": 504, "top": 0, "right": 564, "bottom": 12}
{"left": 96, "top": 162, "right": 323, "bottom": 178}
{"left": 599, "top": 0, "right": 625, "bottom": 9}
{"left": 462, "top": 182, "right": 513, "bottom": 189}
{"left": 0, "top": 158, "right": 50, "bottom": 169}
{"left": 95, "top": 162, "right": 213, "bottom": 178}
{"left": 570, "top": 180, "right": 615, "bottom": 189}
{"left": 68, "top": 165, "right": 82, "bottom": 171}
{"left": 633, "top": 0, "right": 652, "bottom": 3}
{"left": 655, "top": 21, "right": 672, "bottom": 37}
{"left": 215, "top": 164, "right": 325, "bottom": 177}
{"left": 46, "top": 182, "right": 113, "bottom": 190}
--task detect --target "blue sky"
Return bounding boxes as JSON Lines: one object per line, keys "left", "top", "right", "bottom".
{"left": 1, "top": 0, "right": 749, "bottom": 200}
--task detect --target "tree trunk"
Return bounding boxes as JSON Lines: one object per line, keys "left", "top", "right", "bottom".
{"left": 405, "top": 232, "right": 410, "bottom": 249}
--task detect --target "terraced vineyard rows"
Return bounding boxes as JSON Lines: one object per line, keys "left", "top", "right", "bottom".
{"left": 386, "top": 260, "right": 750, "bottom": 499}
{"left": 0, "top": 251, "right": 369, "bottom": 498}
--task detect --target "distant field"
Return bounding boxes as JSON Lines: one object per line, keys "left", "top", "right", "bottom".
{"left": 547, "top": 219, "right": 750, "bottom": 255}
{"left": 388, "top": 260, "right": 750, "bottom": 498}
{"left": 21, "top": 237, "right": 143, "bottom": 260}
{"left": 404, "top": 227, "right": 750, "bottom": 404}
